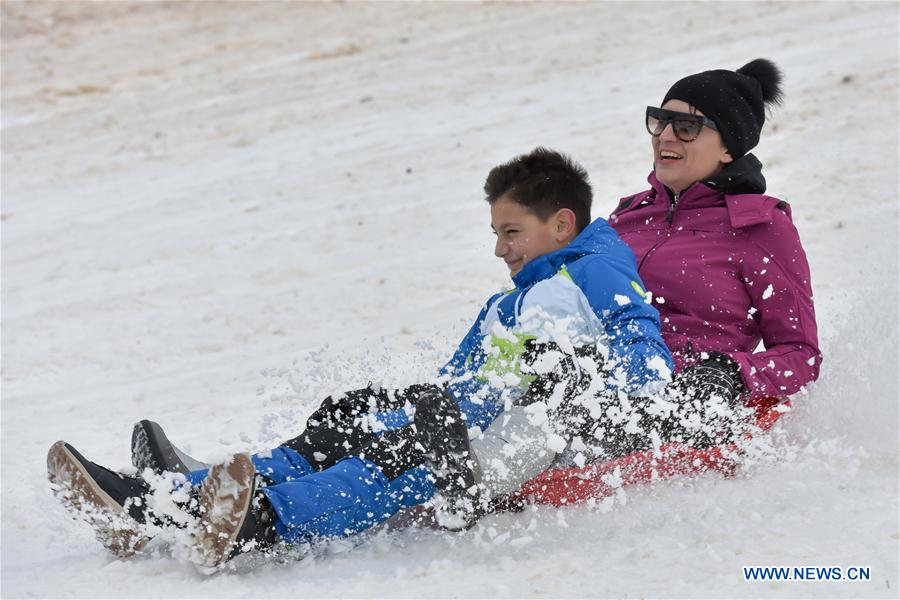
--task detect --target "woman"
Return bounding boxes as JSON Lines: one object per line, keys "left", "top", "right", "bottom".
{"left": 610, "top": 59, "right": 822, "bottom": 409}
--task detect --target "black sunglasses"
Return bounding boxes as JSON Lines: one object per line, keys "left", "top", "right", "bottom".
{"left": 646, "top": 106, "right": 718, "bottom": 142}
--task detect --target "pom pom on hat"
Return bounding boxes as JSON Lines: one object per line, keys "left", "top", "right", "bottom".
{"left": 736, "top": 58, "right": 784, "bottom": 107}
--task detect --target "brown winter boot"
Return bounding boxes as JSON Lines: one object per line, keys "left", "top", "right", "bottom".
{"left": 47, "top": 440, "right": 150, "bottom": 557}
{"left": 193, "top": 454, "right": 277, "bottom": 568}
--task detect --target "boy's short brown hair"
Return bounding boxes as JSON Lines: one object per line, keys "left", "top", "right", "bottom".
{"left": 484, "top": 147, "right": 592, "bottom": 233}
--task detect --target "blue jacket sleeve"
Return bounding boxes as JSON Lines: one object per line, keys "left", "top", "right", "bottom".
{"left": 568, "top": 255, "right": 674, "bottom": 393}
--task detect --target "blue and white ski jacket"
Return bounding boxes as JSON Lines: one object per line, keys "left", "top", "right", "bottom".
{"left": 254, "top": 219, "right": 676, "bottom": 545}
{"left": 443, "top": 217, "right": 674, "bottom": 432}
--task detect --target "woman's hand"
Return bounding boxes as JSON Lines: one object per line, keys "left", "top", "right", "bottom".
{"left": 672, "top": 352, "right": 745, "bottom": 406}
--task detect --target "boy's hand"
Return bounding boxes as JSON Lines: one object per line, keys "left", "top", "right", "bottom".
{"left": 518, "top": 340, "right": 605, "bottom": 406}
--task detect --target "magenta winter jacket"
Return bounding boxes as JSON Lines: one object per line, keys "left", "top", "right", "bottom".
{"left": 609, "top": 160, "right": 821, "bottom": 400}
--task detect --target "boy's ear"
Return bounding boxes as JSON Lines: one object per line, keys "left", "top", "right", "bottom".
{"left": 554, "top": 208, "right": 578, "bottom": 242}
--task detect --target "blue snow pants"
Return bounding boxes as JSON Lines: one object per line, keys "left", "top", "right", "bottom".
{"left": 185, "top": 445, "right": 435, "bottom": 544}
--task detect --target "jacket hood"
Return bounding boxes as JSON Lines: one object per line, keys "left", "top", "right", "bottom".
{"left": 512, "top": 218, "right": 629, "bottom": 289}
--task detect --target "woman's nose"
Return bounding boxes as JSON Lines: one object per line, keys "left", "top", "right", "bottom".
{"left": 658, "top": 122, "right": 678, "bottom": 142}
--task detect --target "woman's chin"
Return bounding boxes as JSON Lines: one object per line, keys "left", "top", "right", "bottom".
{"left": 655, "top": 171, "right": 688, "bottom": 194}
{"left": 654, "top": 165, "right": 679, "bottom": 184}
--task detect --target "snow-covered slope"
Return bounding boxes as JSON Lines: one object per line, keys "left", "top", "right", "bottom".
{"left": 2, "top": 2, "right": 897, "bottom": 597}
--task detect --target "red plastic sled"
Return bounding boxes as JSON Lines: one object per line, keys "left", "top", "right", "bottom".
{"left": 505, "top": 397, "right": 789, "bottom": 508}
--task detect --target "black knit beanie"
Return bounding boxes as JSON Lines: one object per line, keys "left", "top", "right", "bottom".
{"left": 662, "top": 58, "right": 784, "bottom": 158}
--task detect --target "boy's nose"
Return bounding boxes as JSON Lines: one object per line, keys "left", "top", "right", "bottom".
{"left": 494, "top": 238, "right": 507, "bottom": 257}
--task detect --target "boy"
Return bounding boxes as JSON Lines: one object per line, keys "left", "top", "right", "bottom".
{"left": 48, "top": 148, "right": 673, "bottom": 567}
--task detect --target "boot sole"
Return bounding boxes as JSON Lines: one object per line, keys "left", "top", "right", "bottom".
{"left": 46, "top": 440, "right": 149, "bottom": 557}
{"left": 194, "top": 453, "right": 256, "bottom": 567}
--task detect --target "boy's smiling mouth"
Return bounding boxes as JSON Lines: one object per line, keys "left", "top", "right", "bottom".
{"left": 506, "top": 258, "right": 523, "bottom": 272}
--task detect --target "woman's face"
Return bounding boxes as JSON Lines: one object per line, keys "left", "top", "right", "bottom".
{"left": 652, "top": 99, "right": 732, "bottom": 195}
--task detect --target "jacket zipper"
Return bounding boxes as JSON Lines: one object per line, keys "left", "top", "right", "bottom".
{"left": 638, "top": 191, "right": 677, "bottom": 273}
{"left": 665, "top": 192, "right": 679, "bottom": 226}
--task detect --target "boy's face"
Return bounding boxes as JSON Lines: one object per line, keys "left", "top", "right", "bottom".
{"left": 490, "top": 194, "right": 572, "bottom": 277}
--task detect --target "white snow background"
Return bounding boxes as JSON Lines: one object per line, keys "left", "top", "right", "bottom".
{"left": 2, "top": 2, "right": 898, "bottom": 598}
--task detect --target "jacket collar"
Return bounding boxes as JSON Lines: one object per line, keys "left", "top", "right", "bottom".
{"left": 511, "top": 218, "right": 622, "bottom": 289}
{"left": 636, "top": 154, "right": 780, "bottom": 228}
{"left": 512, "top": 254, "right": 558, "bottom": 289}
{"left": 704, "top": 153, "right": 767, "bottom": 195}
{"left": 647, "top": 153, "right": 766, "bottom": 200}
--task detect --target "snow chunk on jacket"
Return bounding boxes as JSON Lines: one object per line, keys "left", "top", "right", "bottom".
{"left": 442, "top": 217, "right": 674, "bottom": 431}
{"left": 609, "top": 157, "right": 821, "bottom": 400}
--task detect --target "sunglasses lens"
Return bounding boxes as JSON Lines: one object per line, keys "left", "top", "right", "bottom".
{"left": 646, "top": 114, "right": 665, "bottom": 136}
{"left": 673, "top": 119, "right": 701, "bottom": 141}
{"left": 646, "top": 108, "right": 706, "bottom": 141}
